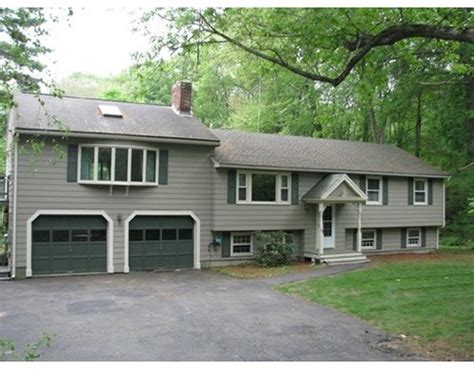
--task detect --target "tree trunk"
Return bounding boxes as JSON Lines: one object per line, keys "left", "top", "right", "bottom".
{"left": 415, "top": 91, "right": 422, "bottom": 157}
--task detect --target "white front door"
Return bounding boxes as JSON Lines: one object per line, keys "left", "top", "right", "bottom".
{"left": 323, "top": 205, "right": 335, "bottom": 248}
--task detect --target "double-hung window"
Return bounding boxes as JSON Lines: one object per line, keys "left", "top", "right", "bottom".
{"left": 361, "top": 230, "right": 376, "bottom": 250}
{"left": 407, "top": 228, "right": 421, "bottom": 247}
{"left": 414, "top": 178, "right": 427, "bottom": 205}
{"left": 366, "top": 176, "right": 382, "bottom": 205}
{"left": 231, "top": 233, "right": 253, "bottom": 256}
{"left": 236, "top": 171, "right": 291, "bottom": 204}
{"left": 79, "top": 145, "right": 158, "bottom": 185}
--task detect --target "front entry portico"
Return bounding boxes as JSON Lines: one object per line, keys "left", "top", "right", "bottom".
{"left": 302, "top": 174, "right": 368, "bottom": 264}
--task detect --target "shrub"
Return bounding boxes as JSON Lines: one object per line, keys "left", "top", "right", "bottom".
{"left": 255, "top": 231, "right": 294, "bottom": 267}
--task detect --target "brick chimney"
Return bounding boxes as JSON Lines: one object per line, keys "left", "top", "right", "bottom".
{"left": 171, "top": 81, "right": 192, "bottom": 114}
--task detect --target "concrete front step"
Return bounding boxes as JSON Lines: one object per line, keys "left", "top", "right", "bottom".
{"left": 319, "top": 252, "right": 369, "bottom": 266}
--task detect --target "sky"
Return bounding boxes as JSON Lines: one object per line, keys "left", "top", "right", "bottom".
{"left": 40, "top": 8, "right": 152, "bottom": 80}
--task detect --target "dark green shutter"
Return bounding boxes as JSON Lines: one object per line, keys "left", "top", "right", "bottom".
{"left": 421, "top": 227, "right": 427, "bottom": 247}
{"left": 291, "top": 173, "right": 299, "bottom": 205}
{"left": 158, "top": 149, "right": 168, "bottom": 185}
{"left": 222, "top": 232, "right": 231, "bottom": 257}
{"left": 401, "top": 228, "right": 407, "bottom": 248}
{"left": 376, "top": 229, "right": 383, "bottom": 250}
{"left": 428, "top": 179, "right": 433, "bottom": 205}
{"left": 382, "top": 176, "right": 389, "bottom": 205}
{"left": 359, "top": 175, "right": 366, "bottom": 193}
{"left": 352, "top": 229, "right": 357, "bottom": 251}
{"left": 227, "top": 169, "right": 236, "bottom": 204}
{"left": 408, "top": 178, "right": 414, "bottom": 205}
{"left": 67, "top": 144, "right": 78, "bottom": 182}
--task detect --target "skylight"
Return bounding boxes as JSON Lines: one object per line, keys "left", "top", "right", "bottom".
{"left": 98, "top": 104, "right": 123, "bottom": 118}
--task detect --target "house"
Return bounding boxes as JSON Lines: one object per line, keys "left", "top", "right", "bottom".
{"left": 3, "top": 81, "right": 448, "bottom": 278}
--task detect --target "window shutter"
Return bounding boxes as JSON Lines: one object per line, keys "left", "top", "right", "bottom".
{"left": 408, "top": 178, "right": 414, "bottom": 205}
{"left": 359, "top": 175, "right": 366, "bottom": 193}
{"left": 382, "top": 176, "right": 389, "bottom": 205}
{"left": 227, "top": 169, "right": 236, "bottom": 204}
{"left": 291, "top": 173, "right": 299, "bottom": 205}
{"left": 352, "top": 229, "right": 357, "bottom": 251}
{"left": 401, "top": 228, "right": 407, "bottom": 248}
{"left": 376, "top": 229, "right": 383, "bottom": 250}
{"left": 421, "top": 227, "right": 427, "bottom": 247}
{"left": 222, "top": 232, "right": 231, "bottom": 257}
{"left": 67, "top": 144, "right": 78, "bottom": 182}
{"left": 428, "top": 179, "right": 433, "bottom": 205}
{"left": 158, "top": 149, "right": 169, "bottom": 185}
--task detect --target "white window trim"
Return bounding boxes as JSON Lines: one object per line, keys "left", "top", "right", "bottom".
{"left": 407, "top": 227, "right": 421, "bottom": 248}
{"left": 413, "top": 178, "right": 428, "bottom": 205}
{"left": 235, "top": 170, "right": 291, "bottom": 205}
{"left": 361, "top": 229, "right": 376, "bottom": 250}
{"left": 366, "top": 176, "right": 383, "bottom": 205}
{"left": 230, "top": 232, "right": 254, "bottom": 256}
{"left": 78, "top": 144, "right": 159, "bottom": 186}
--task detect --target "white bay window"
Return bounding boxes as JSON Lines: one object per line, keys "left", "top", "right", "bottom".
{"left": 79, "top": 145, "right": 158, "bottom": 185}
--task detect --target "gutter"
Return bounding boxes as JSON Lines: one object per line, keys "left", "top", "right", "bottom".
{"left": 15, "top": 128, "right": 221, "bottom": 147}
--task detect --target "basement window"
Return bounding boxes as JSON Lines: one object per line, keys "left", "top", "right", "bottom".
{"left": 78, "top": 145, "right": 158, "bottom": 186}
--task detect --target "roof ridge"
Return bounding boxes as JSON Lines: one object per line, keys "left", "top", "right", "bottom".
{"left": 16, "top": 91, "right": 171, "bottom": 109}
{"left": 210, "top": 128, "right": 397, "bottom": 147}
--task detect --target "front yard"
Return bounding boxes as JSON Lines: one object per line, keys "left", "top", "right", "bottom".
{"left": 277, "top": 248, "right": 474, "bottom": 360}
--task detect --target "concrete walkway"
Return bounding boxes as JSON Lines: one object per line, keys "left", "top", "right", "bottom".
{"left": 0, "top": 265, "right": 419, "bottom": 361}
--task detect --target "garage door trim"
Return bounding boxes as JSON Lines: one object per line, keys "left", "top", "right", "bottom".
{"left": 124, "top": 210, "right": 201, "bottom": 273}
{"left": 26, "top": 210, "right": 114, "bottom": 277}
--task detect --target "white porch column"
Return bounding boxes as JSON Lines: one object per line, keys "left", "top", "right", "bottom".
{"left": 318, "top": 203, "right": 327, "bottom": 256}
{"left": 357, "top": 203, "right": 362, "bottom": 253}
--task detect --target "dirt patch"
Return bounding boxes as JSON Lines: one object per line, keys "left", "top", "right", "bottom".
{"left": 213, "top": 261, "right": 315, "bottom": 279}
{"left": 369, "top": 251, "right": 463, "bottom": 263}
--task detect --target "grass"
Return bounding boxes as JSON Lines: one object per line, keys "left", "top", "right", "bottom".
{"left": 276, "top": 248, "right": 474, "bottom": 360}
{"left": 213, "top": 261, "right": 316, "bottom": 279}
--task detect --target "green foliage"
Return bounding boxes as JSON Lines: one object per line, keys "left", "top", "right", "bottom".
{"left": 255, "top": 231, "right": 294, "bottom": 267}
{"left": 0, "top": 333, "right": 53, "bottom": 361}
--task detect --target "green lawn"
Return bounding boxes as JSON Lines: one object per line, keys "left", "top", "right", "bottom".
{"left": 277, "top": 249, "right": 474, "bottom": 360}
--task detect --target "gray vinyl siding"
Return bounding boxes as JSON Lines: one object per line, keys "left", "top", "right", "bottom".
{"left": 211, "top": 169, "right": 322, "bottom": 258}
{"left": 343, "top": 227, "right": 438, "bottom": 252}
{"left": 14, "top": 135, "right": 215, "bottom": 273}
{"left": 341, "top": 175, "right": 444, "bottom": 228}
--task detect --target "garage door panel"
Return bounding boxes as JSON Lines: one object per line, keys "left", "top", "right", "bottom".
{"left": 129, "top": 216, "right": 194, "bottom": 271}
{"left": 32, "top": 215, "right": 107, "bottom": 276}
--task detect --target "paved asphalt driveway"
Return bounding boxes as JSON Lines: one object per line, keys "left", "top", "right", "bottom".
{"left": 0, "top": 265, "right": 417, "bottom": 361}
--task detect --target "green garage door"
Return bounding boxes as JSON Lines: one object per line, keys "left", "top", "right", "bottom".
{"left": 129, "top": 216, "right": 194, "bottom": 271}
{"left": 32, "top": 215, "right": 107, "bottom": 275}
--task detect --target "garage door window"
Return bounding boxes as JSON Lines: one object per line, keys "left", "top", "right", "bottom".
{"left": 129, "top": 229, "right": 144, "bottom": 241}
{"left": 72, "top": 230, "right": 88, "bottom": 242}
{"left": 53, "top": 230, "right": 69, "bottom": 242}
{"left": 162, "top": 229, "right": 177, "bottom": 240}
{"left": 91, "top": 229, "right": 107, "bottom": 242}
{"left": 178, "top": 229, "right": 193, "bottom": 240}
{"left": 33, "top": 230, "right": 50, "bottom": 243}
{"left": 145, "top": 229, "right": 160, "bottom": 241}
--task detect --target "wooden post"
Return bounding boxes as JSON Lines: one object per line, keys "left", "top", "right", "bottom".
{"left": 318, "top": 203, "right": 327, "bottom": 256}
{"left": 357, "top": 203, "right": 362, "bottom": 253}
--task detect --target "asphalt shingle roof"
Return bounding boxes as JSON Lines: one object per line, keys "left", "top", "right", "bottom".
{"left": 13, "top": 93, "right": 220, "bottom": 144}
{"left": 211, "top": 129, "right": 447, "bottom": 177}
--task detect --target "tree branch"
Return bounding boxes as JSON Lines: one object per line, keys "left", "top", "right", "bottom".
{"left": 198, "top": 12, "right": 473, "bottom": 87}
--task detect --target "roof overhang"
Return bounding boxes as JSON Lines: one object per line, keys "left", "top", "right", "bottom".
{"left": 211, "top": 159, "right": 449, "bottom": 179}
{"left": 15, "top": 128, "right": 221, "bottom": 147}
